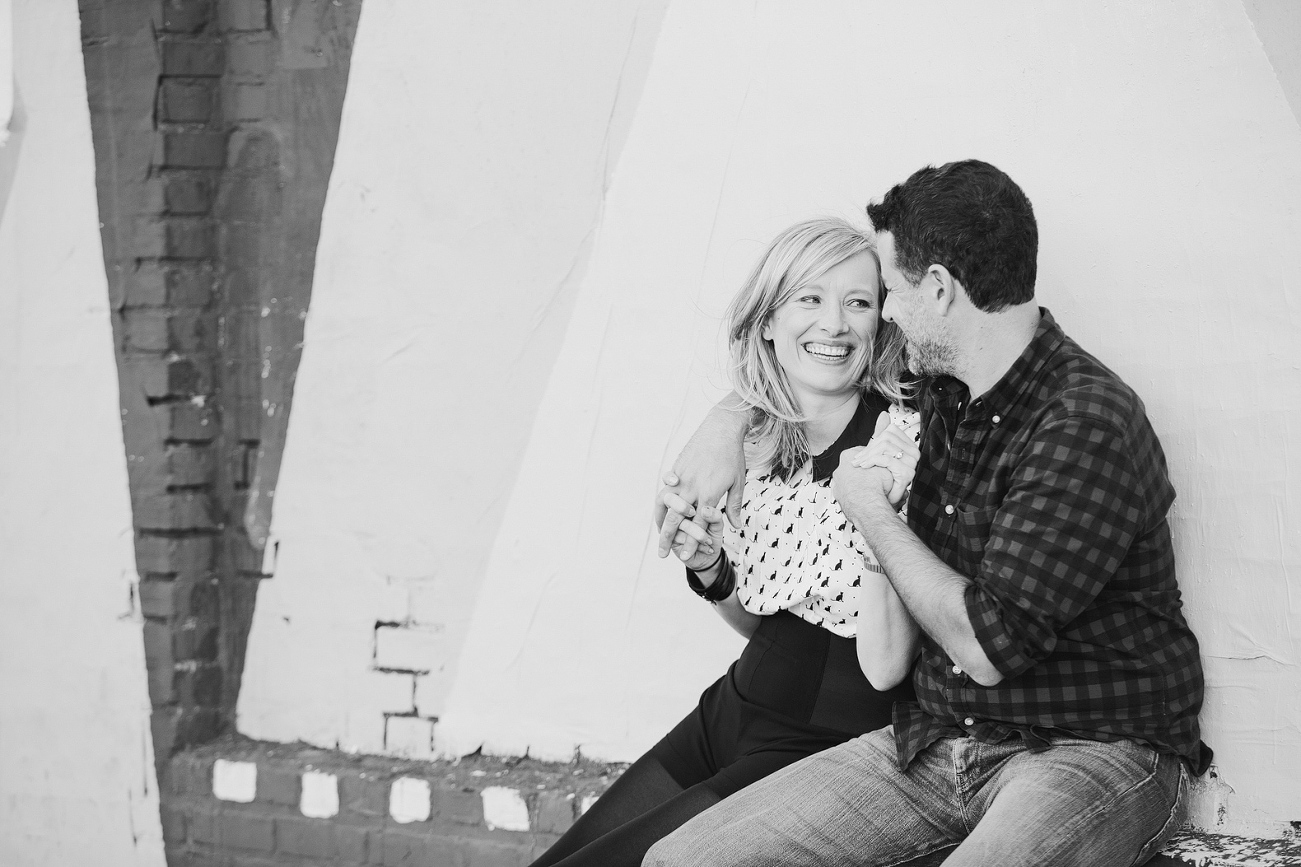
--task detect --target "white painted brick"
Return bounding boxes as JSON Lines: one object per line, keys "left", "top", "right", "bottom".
{"left": 413, "top": 668, "right": 453, "bottom": 718}
{"left": 580, "top": 793, "right": 600, "bottom": 815}
{"left": 300, "top": 770, "right": 339, "bottom": 818}
{"left": 212, "top": 759, "right": 257, "bottom": 803}
{"left": 482, "top": 786, "right": 530, "bottom": 832}
{"left": 384, "top": 715, "right": 434, "bottom": 759}
{"left": 374, "top": 624, "right": 445, "bottom": 672}
{"left": 389, "top": 776, "right": 431, "bottom": 824}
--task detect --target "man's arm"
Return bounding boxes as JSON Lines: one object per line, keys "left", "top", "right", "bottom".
{"left": 835, "top": 413, "right": 1148, "bottom": 687}
{"left": 653, "top": 393, "right": 749, "bottom": 559}
{"left": 835, "top": 471, "right": 1003, "bottom": 685}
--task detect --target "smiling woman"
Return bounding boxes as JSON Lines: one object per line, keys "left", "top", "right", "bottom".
{"left": 526, "top": 218, "right": 922, "bottom": 867}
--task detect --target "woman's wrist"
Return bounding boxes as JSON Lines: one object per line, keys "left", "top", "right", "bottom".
{"left": 687, "top": 555, "right": 735, "bottom": 603}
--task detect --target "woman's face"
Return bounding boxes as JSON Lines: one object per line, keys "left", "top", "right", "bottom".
{"left": 762, "top": 250, "right": 881, "bottom": 411}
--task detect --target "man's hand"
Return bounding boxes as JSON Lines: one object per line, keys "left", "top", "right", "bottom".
{"left": 850, "top": 411, "right": 921, "bottom": 506}
{"left": 832, "top": 448, "right": 895, "bottom": 522}
{"left": 653, "top": 397, "right": 749, "bottom": 559}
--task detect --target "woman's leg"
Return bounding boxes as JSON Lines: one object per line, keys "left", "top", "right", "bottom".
{"left": 528, "top": 752, "right": 691, "bottom": 867}
{"left": 535, "top": 748, "right": 825, "bottom": 867}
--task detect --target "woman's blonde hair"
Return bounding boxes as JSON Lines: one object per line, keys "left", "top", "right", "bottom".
{"left": 727, "top": 217, "right": 909, "bottom": 480}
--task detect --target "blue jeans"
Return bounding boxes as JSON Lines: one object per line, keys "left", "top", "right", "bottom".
{"left": 644, "top": 727, "right": 1188, "bottom": 867}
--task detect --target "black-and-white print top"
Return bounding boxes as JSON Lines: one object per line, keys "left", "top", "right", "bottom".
{"left": 724, "top": 394, "right": 921, "bottom": 638}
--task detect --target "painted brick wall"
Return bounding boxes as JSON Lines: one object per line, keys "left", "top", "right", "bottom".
{"left": 78, "top": 0, "right": 362, "bottom": 786}
{"left": 165, "top": 739, "right": 623, "bottom": 867}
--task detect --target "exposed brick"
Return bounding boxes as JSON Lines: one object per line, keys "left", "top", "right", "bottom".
{"left": 144, "top": 619, "right": 176, "bottom": 669}
{"left": 433, "top": 786, "right": 483, "bottom": 826}
{"left": 168, "top": 219, "right": 219, "bottom": 259}
{"left": 225, "top": 83, "right": 268, "bottom": 121}
{"left": 175, "top": 706, "right": 224, "bottom": 748}
{"left": 533, "top": 791, "right": 574, "bottom": 834}
{"left": 152, "top": 707, "right": 181, "bottom": 764}
{"left": 463, "top": 837, "right": 532, "bottom": 867}
{"left": 161, "top": 132, "right": 228, "bottom": 169}
{"left": 160, "top": 802, "right": 188, "bottom": 844}
{"left": 160, "top": 0, "right": 213, "bottom": 34}
{"left": 168, "top": 443, "right": 216, "bottom": 486}
{"left": 175, "top": 618, "right": 221, "bottom": 663}
{"left": 335, "top": 823, "right": 370, "bottom": 864}
{"left": 218, "top": 0, "right": 269, "bottom": 32}
{"left": 135, "top": 534, "right": 216, "bottom": 576}
{"left": 175, "top": 663, "right": 223, "bottom": 706}
{"left": 338, "top": 772, "right": 388, "bottom": 820}
{"left": 135, "top": 356, "right": 209, "bottom": 399}
{"left": 140, "top": 577, "right": 178, "bottom": 618}
{"left": 219, "top": 809, "right": 275, "bottom": 853}
{"left": 427, "top": 836, "right": 468, "bottom": 867}
{"left": 381, "top": 828, "right": 429, "bottom": 867}
{"left": 275, "top": 815, "right": 333, "bottom": 859}
{"left": 169, "top": 402, "right": 218, "bottom": 442}
{"left": 159, "top": 78, "right": 218, "bottom": 123}
{"left": 148, "top": 665, "right": 176, "bottom": 705}
{"left": 172, "top": 750, "right": 214, "bottom": 796}
{"left": 165, "top": 177, "right": 215, "bottom": 215}
{"left": 187, "top": 803, "right": 219, "bottom": 846}
{"left": 226, "top": 37, "right": 274, "bottom": 76}
{"left": 79, "top": 6, "right": 108, "bottom": 43}
{"left": 127, "top": 263, "right": 215, "bottom": 308}
{"left": 123, "top": 309, "right": 172, "bottom": 353}
{"left": 137, "top": 491, "right": 218, "bottom": 531}
{"left": 161, "top": 40, "right": 225, "bottom": 76}
{"left": 256, "top": 765, "right": 299, "bottom": 807}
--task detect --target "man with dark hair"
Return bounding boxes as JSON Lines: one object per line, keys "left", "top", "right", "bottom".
{"left": 647, "top": 160, "right": 1208, "bottom": 866}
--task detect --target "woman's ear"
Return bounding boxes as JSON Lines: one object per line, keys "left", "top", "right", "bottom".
{"left": 761, "top": 320, "right": 772, "bottom": 341}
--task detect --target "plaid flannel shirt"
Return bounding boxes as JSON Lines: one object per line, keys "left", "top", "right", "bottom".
{"left": 893, "top": 309, "right": 1211, "bottom": 774}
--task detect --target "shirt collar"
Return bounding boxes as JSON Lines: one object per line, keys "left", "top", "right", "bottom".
{"left": 975, "top": 307, "right": 1063, "bottom": 421}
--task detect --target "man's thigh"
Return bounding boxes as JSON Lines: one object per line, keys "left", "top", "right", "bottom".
{"left": 949, "top": 738, "right": 1188, "bottom": 867}
{"left": 644, "top": 727, "right": 963, "bottom": 867}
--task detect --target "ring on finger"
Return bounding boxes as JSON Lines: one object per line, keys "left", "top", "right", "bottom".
{"left": 893, "top": 451, "right": 903, "bottom": 459}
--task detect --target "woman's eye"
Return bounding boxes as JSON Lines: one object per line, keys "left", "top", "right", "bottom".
{"left": 847, "top": 298, "right": 874, "bottom": 309}
{"left": 796, "top": 295, "right": 820, "bottom": 305}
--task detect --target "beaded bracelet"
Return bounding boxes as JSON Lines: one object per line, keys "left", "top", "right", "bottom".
{"left": 686, "top": 555, "right": 736, "bottom": 604}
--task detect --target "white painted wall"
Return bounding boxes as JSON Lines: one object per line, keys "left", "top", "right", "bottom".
{"left": 0, "top": 2, "right": 164, "bottom": 865}
{"left": 241, "top": 0, "right": 1301, "bottom": 836}
{"left": 237, "top": 0, "right": 670, "bottom": 753}
{"left": 0, "top": 0, "right": 12, "bottom": 147}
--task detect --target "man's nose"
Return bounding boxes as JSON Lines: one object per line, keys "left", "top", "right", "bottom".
{"left": 882, "top": 295, "right": 897, "bottom": 323}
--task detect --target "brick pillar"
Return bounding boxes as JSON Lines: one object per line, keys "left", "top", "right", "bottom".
{"left": 77, "top": 2, "right": 364, "bottom": 827}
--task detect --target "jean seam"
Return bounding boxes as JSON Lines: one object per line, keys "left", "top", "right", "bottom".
{"left": 1028, "top": 742, "right": 1165, "bottom": 866}
{"left": 1128, "top": 761, "right": 1188, "bottom": 867}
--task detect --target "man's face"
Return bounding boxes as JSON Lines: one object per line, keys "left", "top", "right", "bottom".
{"left": 876, "top": 231, "right": 956, "bottom": 377}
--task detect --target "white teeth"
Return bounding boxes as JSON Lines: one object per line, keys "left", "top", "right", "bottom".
{"left": 804, "top": 343, "right": 851, "bottom": 359}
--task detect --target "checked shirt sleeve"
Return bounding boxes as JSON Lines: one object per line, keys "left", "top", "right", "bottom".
{"left": 963, "top": 412, "right": 1147, "bottom": 680}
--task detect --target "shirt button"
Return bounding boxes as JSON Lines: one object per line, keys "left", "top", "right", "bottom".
{"left": 944, "top": 504, "right": 955, "bottom": 515}
{"left": 952, "top": 665, "right": 963, "bottom": 675}
{"left": 964, "top": 717, "right": 975, "bottom": 726}
{"left": 992, "top": 415, "right": 1001, "bottom": 424}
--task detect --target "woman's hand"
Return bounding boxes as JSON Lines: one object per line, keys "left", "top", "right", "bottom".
{"left": 849, "top": 412, "right": 920, "bottom": 507}
{"left": 660, "top": 498, "right": 725, "bottom": 572}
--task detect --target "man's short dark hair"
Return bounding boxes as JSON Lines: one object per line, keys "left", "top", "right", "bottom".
{"left": 866, "top": 160, "right": 1037, "bottom": 312}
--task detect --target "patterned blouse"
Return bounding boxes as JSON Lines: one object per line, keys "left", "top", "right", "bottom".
{"left": 723, "top": 394, "right": 920, "bottom": 638}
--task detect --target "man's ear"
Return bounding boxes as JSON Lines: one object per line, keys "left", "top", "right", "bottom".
{"left": 927, "top": 264, "right": 959, "bottom": 315}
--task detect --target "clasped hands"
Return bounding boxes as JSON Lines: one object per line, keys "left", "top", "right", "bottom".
{"left": 654, "top": 411, "right": 920, "bottom": 565}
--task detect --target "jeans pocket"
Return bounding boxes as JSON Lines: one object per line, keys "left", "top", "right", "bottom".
{"left": 1130, "top": 759, "right": 1188, "bottom": 866}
